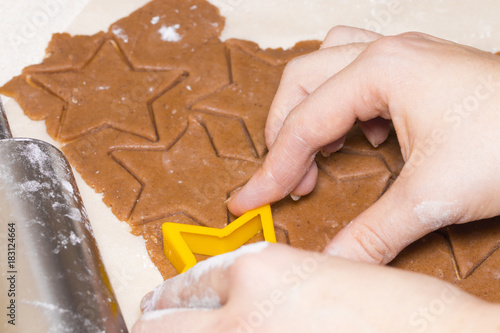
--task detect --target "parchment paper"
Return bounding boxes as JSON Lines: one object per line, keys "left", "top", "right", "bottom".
{"left": 1, "top": 0, "right": 500, "bottom": 329}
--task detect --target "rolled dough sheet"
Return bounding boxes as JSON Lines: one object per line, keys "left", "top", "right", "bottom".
{"left": 2, "top": 0, "right": 500, "bottom": 330}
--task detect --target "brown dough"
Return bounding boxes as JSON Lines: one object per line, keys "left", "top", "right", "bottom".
{"left": 1, "top": 0, "right": 499, "bottom": 304}
{"left": 446, "top": 216, "right": 500, "bottom": 278}
{"left": 390, "top": 232, "right": 457, "bottom": 282}
{"left": 32, "top": 39, "right": 186, "bottom": 141}
{"left": 456, "top": 248, "right": 500, "bottom": 302}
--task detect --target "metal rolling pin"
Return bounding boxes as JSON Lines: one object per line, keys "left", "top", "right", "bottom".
{"left": 0, "top": 98, "right": 128, "bottom": 332}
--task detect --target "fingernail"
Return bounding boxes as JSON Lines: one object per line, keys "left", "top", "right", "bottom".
{"left": 290, "top": 194, "right": 301, "bottom": 201}
{"left": 224, "top": 187, "right": 242, "bottom": 204}
{"left": 335, "top": 140, "right": 345, "bottom": 151}
{"left": 367, "top": 136, "right": 379, "bottom": 148}
{"left": 323, "top": 244, "right": 344, "bottom": 257}
{"left": 320, "top": 150, "right": 331, "bottom": 158}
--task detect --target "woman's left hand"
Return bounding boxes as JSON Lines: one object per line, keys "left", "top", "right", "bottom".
{"left": 133, "top": 242, "right": 498, "bottom": 333}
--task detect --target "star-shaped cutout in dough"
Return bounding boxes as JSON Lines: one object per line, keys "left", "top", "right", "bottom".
{"left": 271, "top": 168, "right": 391, "bottom": 252}
{"left": 456, "top": 247, "right": 500, "bottom": 302}
{"left": 111, "top": 116, "right": 260, "bottom": 226}
{"left": 192, "top": 43, "right": 285, "bottom": 158}
{"left": 31, "top": 39, "right": 185, "bottom": 142}
{"left": 389, "top": 233, "right": 457, "bottom": 282}
{"left": 446, "top": 216, "right": 500, "bottom": 278}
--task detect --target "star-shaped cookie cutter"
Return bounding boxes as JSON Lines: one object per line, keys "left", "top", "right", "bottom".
{"left": 162, "top": 204, "right": 276, "bottom": 273}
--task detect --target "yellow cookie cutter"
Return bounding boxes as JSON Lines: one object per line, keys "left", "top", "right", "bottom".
{"left": 162, "top": 204, "right": 276, "bottom": 273}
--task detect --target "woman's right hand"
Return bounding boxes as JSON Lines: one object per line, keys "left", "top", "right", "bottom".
{"left": 228, "top": 27, "right": 500, "bottom": 264}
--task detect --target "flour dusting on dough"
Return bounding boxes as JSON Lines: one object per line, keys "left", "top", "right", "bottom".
{"left": 111, "top": 26, "right": 129, "bottom": 43}
{"left": 151, "top": 16, "right": 160, "bottom": 25}
{"left": 158, "top": 24, "right": 181, "bottom": 42}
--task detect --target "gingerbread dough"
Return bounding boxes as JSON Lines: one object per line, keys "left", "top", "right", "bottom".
{"left": 1, "top": 0, "right": 499, "bottom": 303}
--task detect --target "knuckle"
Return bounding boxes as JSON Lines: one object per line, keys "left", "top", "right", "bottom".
{"left": 323, "top": 25, "right": 352, "bottom": 43}
{"left": 291, "top": 126, "right": 315, "bottom": 152}
{"left": 324, "top": 25, "right": 381, "bottom": 47}
{"left": 361, "top": 35, "right": 417, "bottom": 71}
{"left": 265, "top": 113, "right": 284, "bottom": 147}
{"left": 351, "top": 223, "right": 394, "bottom": 264}
{"left": 282, "top": 54, "right": 306, "bottom": 80}
{"left": 365, "top": 36, "right": 396, "bottom": 54}
{"left": 264, "top": 126, "right": 278, "bottom": 149}
{"left": 397, "top": 31, "right": 427, "bottom": 40}
{"left": 365, "top": 35, "right": 407, "bottom": 55}
{"left": 367, "top": 33, "right": 426, "bottom": 56}
{"left": 286, "top": 114, "right": 321, "bottom": 152}
{"left": 261, "top": 160, "right": 292, "bottom": 193}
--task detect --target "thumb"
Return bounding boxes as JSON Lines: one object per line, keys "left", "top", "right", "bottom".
{"left": 323, "top": 171, "right": 465, "bottom": 264}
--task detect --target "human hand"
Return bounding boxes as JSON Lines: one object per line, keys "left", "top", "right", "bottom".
{"left": 227, "top": 26, "right": 500, "bottom": 264}
{"left": 133, "top": 242, "right": 499, "bottom": 333}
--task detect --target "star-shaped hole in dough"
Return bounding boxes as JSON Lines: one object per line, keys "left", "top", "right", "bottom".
{"left": 111, "top": 116, "right": 260, "bottom": 226}
{"left": 31, "top": 39, "right": 186, "bottom": 142}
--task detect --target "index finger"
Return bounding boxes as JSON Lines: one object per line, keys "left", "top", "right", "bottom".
{"left": 265, "top": 43, "right": 369, "bottom": 149}
{"left": 228, "top": 50, "right": 391, "bottom": 216}
{"left": 266, "top": 26, "right": 383, "bottom": 149}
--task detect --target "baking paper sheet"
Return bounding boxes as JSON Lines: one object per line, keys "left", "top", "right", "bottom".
{"left": 1, "top": 0, "right": 499, "bottom": 329}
